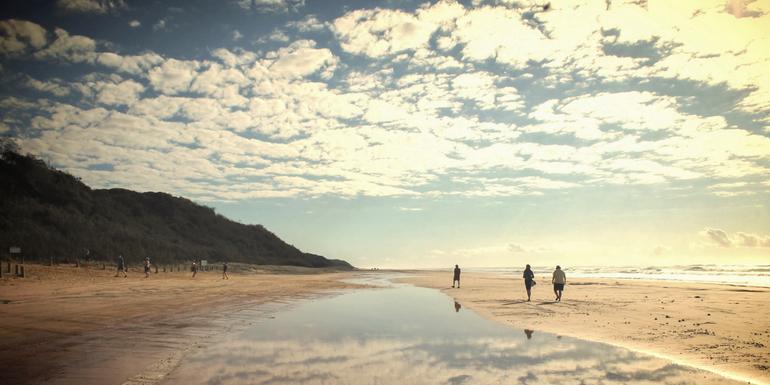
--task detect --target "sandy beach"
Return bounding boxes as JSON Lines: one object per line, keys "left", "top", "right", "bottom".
{"left": 0, "top": 263, "right": 359, "bottom": 385}
{"left": 403, "top": 271, "right": 770, "bottom": 385}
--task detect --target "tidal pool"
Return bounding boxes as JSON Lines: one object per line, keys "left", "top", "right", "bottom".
{"left": 161, "top": 275, "right": 742, "bottom": 385}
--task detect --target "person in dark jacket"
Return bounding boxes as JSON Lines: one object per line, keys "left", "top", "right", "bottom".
{"left": 523, "top": 264, "right": 535, "bottom": 301}
{"left": 452, "top": 264, "right": 461, "bottom": 288}
{"left": 115, "top": 255, "right": 127, "bottom": 278}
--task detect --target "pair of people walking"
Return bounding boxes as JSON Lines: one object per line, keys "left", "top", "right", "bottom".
{"left": 523, "top": 265, "right": 566, "bottom": 302}
{"left": 115, "top": 255, "right": 152, "bottom": 278}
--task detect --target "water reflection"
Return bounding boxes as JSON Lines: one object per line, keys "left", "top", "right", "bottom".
{"left": 161, "top": 281, "right": 742, "bottom": 385}
{"left": 453, "top": 300, "right": 461, "bottom": 313}
{"left": 524, "top": 329, "right": 534, "bottom": 340}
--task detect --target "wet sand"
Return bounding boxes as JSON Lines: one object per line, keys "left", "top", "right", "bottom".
{"left": 403, "top": 271, "right": 770, "bottom": 385}
{"left": 0, "top": 264, "right": 359, "bottom": 385}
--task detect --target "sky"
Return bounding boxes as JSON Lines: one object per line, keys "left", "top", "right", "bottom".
{"left": 1, "top": 0, "right": 769, "bottom": 268}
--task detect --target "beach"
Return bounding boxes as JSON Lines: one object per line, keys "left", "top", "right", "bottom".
{"left": 2, "top": 265, "right": 768, "bottom": 385}
{"left": 403, "top": 271, "right": 770, "bottom": 385}
{"left": 0, "top": 264, "right": 359, "bottom": 385}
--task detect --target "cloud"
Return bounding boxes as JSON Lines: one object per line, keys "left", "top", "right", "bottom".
{"left": 0, "top": 19, "right": 48, "bottom": 56}
{"left": 153, "top": 18, "right": 167, "bottom": 31}
{"left": 265, "top": 40, "right": 337, "bottom": 79}
{"left": 397, "top": 207, "right": 423, "bottom": 212}
{"left": 652, "top": 245, "right": 670, "bottom": 256}
{"left": 34, "top": 28, "right": 97, "bottom": 63}
{"left": 56, "top": 0, "right": 126, "bottom": 14}
{"left": 702, "top": 229, "right": 770, "bottom": 248}
{"left": 735, "top": 232, "right": 770, "bottom": 248}
{"left": 94, "top": 79, "right": 145, "bottom": 106}
{"left": 286, "top": 15, "right": 326, "bottom": 32}
{"left": 96, "top": 52, "right": 164, "bottom": 75}
{"left": 232, "top": 30, "right": 243, "bottom": 41}
{"left": 25, "top": 77, "right": 71, "bottom": 97}
{"left": 235, "top": 0, "right": 306, "bottom": 13}
{"left": 700, "top": 228, "right": 733, "bottom": 247}
{"left": 128, "top": 20, "right": 141, "bottom": 28}
{"left": 331, "top": 1, "right": 464, "bottom": 57}
{"left": 147, "top": 58, "right": 201, "bottom": 95}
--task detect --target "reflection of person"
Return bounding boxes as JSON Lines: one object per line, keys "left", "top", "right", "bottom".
{"left": 524, "top": 329, "right": 534, "bottom": 339}
{"left": 452, "top": 265, "right": 461, "bottom": 288}
{"left": 144, "top": 256, "right": 151, "bottom": 278}
{"left": 523, "top": 264, "right": 535, "bottom": 301}
{"left": 552, "top": 265, "right": 566, "bottom": 301}
{"left": 454, "top": 300, "right": 461, "bottom": 312}
{"left": 222, "top": 262, "right": 229, "bottom": 280}
{"left": 115, "top": 255, "right": 127, "bottom": 278}
{"left": 191, "top": 262, "right": 198, "bottom": 278}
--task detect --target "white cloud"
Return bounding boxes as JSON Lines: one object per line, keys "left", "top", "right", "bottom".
{"left": 128, "top": 20, "right": 141, "bottom": 28}
{"left": 95, "top": 79, "right": 145, "bottom": 106}
{"left": 0, "top": 19, "right": 48, "bottom": 56}
{"left": 235, "top": 0, "right": 306, "bottom": 13}
{"left": 34, "top": 28, "right": 97, "bottom": 63}
{"left": 56, "top": 0, "right": 126, "bottom": 14}
{"left": 153, "top": 18, "right": 167, "bottom": 31}
{"left": 25, "top": 78, "right": 71, "bottom": 97}
{"left": 332, "top": 1, "right": 464, "bottom": 57}
{"left": 265, "top": 40, "right": 337, "bottom": 79}
{"left": 286, "top": 15, "right": 326, "bottom": 32}
{"left": 96, "top": 52, "right": 163, "bottom": 75}
{"left": 147, "top": 58, "right": 201, "bottom": 95}
{"left": 232, "top": 30, "right": 243, "bottom": 41}
{"left": 701, "top": 228, "right": 770, "bottom": 248}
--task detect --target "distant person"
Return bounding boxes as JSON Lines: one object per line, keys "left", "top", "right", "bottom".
{"left": 144, "top": 256, "right": 151, "bottom": 278}
{"left": 452, "top": 264, "right": 461, "bottom": 288}
{"left": 191, "top": 262, "right": 198, "bottom": 278}
{"left": 115, "top": 255, "right": 127, "bottom": 278}
{"left": 523, "top": 264, "right": 535, "bottom": 301}
{"left": 552, "top": 265, "right": 566, "bottom": 301}
{"left": 222, "top": 262, "right": 229, "bottom": 280}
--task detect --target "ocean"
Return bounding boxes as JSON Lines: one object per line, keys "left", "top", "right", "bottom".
{"left": 462, "top": 265, "right": 770, "bottom": 287}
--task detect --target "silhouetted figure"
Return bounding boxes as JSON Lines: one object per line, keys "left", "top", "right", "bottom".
{"left": 454, "top": 300, "right": 461, "bottom": 312}
{"left": 222, "top": 262, "right": 229, "bottom": 280}
{"left": 115, "top": 255, "right": 127, "bottom": 278}
{"left": 144, "top": 256, "right": 151, "bottom": 278}
{"left": 524, "top": 329, "right": 534, "bottom": 339}
{"left": 523, "top": 264, "right": 535, "bottom": 301}
{"left": 452, "top": 264, "right": 461, "bottom": 288}
{"left": 191, "top": 262, "right": 198, "bottom": 278}
{"left": 552, "top": 265, "right": 566, "bottom": 301}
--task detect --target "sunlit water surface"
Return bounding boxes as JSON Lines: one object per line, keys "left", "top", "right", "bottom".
{"left": 161, "top": 275, "right": 742, "bottom": 385}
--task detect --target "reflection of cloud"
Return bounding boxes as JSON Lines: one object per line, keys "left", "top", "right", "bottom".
{"left": 167, "top": 336, "right": 719, "bottom": 385}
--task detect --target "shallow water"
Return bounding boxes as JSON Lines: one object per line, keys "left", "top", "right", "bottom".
{"left": 161, "top": 275, "right": 743, "bottom": 385}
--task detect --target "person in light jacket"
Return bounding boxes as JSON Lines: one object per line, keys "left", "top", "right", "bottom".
{"left": 552, "top": 265, "right": 566, "bottom": 302}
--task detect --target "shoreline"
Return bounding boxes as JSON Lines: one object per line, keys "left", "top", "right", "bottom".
{"left": 400, "top": 270, "right": 770, "bottom": 385}
{"left": 0, "top": 263, "right": 362, "bottom": 385}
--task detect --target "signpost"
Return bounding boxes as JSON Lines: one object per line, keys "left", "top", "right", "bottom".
{"left": 9, "top": 246, "right": 22, "bottom": 278}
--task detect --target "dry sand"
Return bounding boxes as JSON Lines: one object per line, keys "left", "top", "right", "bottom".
{"left": 403, "top": 271, "right": 770, "bottom": 385}
{"left": 0, "top": 263, "right": 360, "bottom": 385}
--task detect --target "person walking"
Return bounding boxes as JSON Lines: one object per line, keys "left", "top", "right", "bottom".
{"left": 452, "top": 264, "right": 461, "bottom": 288}
{"left": 191, "top": 261, "right": 198, "bottom": 278}
{"left": 144, "top": 256, "right": 151, "bottom": 278}
{"left": 222, "top": 262, "right": 229, "bottom": 280}
{"left": 552, "top": 265, "right": 566, "bottom": 301}
{"left": 523, "top": 264, "right": 535, "bottom": 301}
{"left": 115, "top": 255, "right": 127, "bottom": 278}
